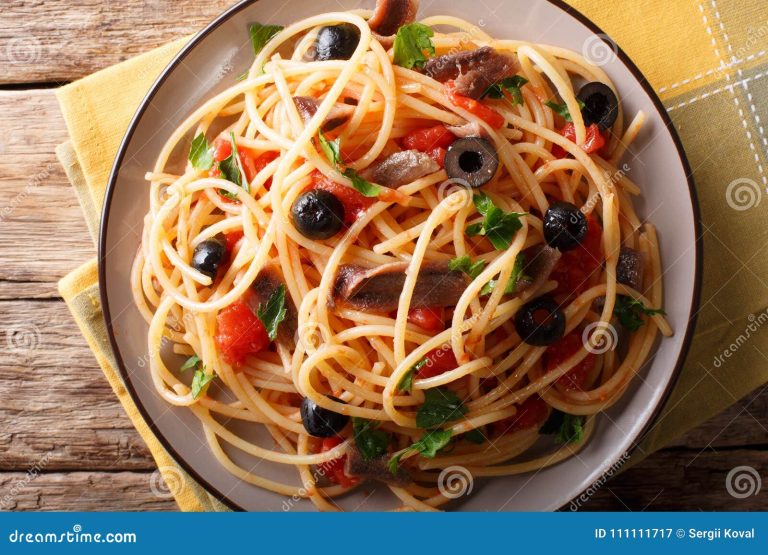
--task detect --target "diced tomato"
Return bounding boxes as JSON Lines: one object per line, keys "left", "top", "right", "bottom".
{"left": 407, "top": 307, "right": 445, "bottom": 333}
{"left": 550, "top": 214, "right": 603, "bottom": 297}
{"left": 496, "top": 395, "right": 549, "bottom": 435}
{"left": 210, "top": 137, "right": 279, "bottom": 188}
{"left": 402, "top": 125, "right": 457, "bottom": 152}
{"left": 426, "top": 146, "right": 447, "bottom": 168}
{"left": 446, "top": 83, "right": 506, "bottom": 129}
{"left": 214, "top": 301, "right": 270, "bottom": 366}
{"left": 307, "top": 170, "right": 374, "bottom": 226}
{"left": 317, "top": 437, "right": 357, "bottom": 488}
{"left": 552, "top": 123, "right": 607, "bottom": 158}
{"left": 417, "top": 347, "right": 459, "bottom": 379}
{"left": 224, "top": 231, "right": 244, "bottom": 254}
{"left": 544, "top": 332, "right": 596, "bottom": 391}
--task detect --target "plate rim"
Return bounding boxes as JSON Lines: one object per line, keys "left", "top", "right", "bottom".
{"left": 98, "top": 0, "right": 703, "bottom": 512}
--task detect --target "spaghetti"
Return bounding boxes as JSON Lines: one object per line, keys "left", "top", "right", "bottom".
{"left": 132, "top": 3, "right": 672, "bottom": 511}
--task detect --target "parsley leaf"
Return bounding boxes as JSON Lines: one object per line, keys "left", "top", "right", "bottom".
{"left": 317, "top": 132, "right": 383, "bottom": 198}
{"left": 218, "top": 132, "right": 250, "bottom": 196}
{"left": 483, "top": 76, "right": 529, "bottom": 105}
{"left": 540, "top": 410, "right": 585, "bottom": 444}
{"left": 180, "top": 355, "right": 201, "bottom": 372}
{"left": 393, "top": 23, "right": 435, "bottom": 69}
{"left": 465, "top": 193, "right": 526, "bottom": 250}
{"left": 387, "top": 428, "right": 452, "bottom": 475}
{"left": 449, "top": 255, "right": 487, "bottom": 280}
{"left": 189, "top": 134, "right": 214, "bottom": 170}
{"left": 191, "top": 370, "right": 215, "bottom": 399}
{"left": 249, "top": 23, "right": 284, "bottom": 55}
{"left": 344, "top": 169, "right": 382, "bottom": 198}
{"left": 353, "top": 418, "right": 392, "bottom": 461}
{"left": 479, "top": 253, "right": 527, "bottom": 296}
{"left": 256, "top": 285, "right": 287, "bottom": 342}
{"left": 463, "top": 428, "right": 486, "bottom": 444}
{"left": 416, "top": 387, "right": 467, "bottom": 429}
{"left": 545, "top": 99, "right": 586, "bottom": 122}
{"left": 318, "top": 130, "right": 342, "bottom": 167}
{"left": 397, "top": 358, "right": 427, "bottom": 393}
{"left": 614, "top": 295, "right": 666, "bottom": 331}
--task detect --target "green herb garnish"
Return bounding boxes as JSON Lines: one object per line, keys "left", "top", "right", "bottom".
{"left": 483, "top": 76, "right": 529, "bottom": 105}
{"left": 393, "top": 23, "right": 435, "bottom": 70}
{"left": 249, "top": 23, "right": 284, "bottom": 55}
{"left": 416, "top": 387, "right": 467, "bottom": 429}
{"left": 318, "top": 131, "right": 383, "bottom": 198}
{"left": 449, "top": 255, "right": 487, "bottom": 280}
{"left": 191, "top": 369, "right": 216, "bottom": 400}
{"left": 397, "top": 358, "right": 428, "bottom": 394}
{"left": 218, "top": 132, "right": 250, "bottom": 198}
{"left": 387, "top": 428, "right": 452, "bottom": 475}
{"left": 257, "top": 285, "right": 287, "bottom": 342}
{"left": 545, "top": 99, "right": 586, "bottom": 122}
{"left": 463, "top": 428, "right": 486, "bottom": 444}
{"left": 353, "top": 418, "right": 392, "bottom": 461}
{"left": 465, "top": 193, "right": 526, "bottom": 250}
{"left": 479, "top": 253, "right": 527, "bottom": 296}
{"left": 613, "top": 295, "right": 666, "bottom": 331}
{"left": 540, "top": 410, "right": 585, "bottom": 444}
{"left": 189, "top": 134, "right": 214, "bottom": 171}
{"left": 180, "top": 355, "right": 201, "bottom": 372}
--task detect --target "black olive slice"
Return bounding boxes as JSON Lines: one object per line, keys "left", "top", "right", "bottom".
{"left": 444, "top": 137, "right": 499, "bottom": 188}
{"left": 576, "top": 82, "right": 618, "bottom": 131}
{"left": 514, "top": 296, "right": 566, "bottom": 346}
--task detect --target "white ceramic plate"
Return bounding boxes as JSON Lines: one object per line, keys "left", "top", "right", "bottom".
{"left": 100, "top": 0, "right": 701, "bottom": 511}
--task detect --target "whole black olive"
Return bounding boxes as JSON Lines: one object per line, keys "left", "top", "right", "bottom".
{"left": 300, "top": 396, "right": 349, "bottom": 437}
{"left": 191, "top": 238, "right": 226, "bottom": 280}
{"left": 444, "top": 137, "right": 499, "bottom": 188}
{"left": 514, "top": 296, "right": 565, "bottom": 346}
{"left": 314, "top": 24, "right": 360, "bottom": 61}
{"left": 291, "top": 189, "right": 345, "bottom": 240}
{"left": 577, "top": 82, "right": 619, "bottom": 131}
{"left": 543, "top": 201, "right": 588, "bottom": 251}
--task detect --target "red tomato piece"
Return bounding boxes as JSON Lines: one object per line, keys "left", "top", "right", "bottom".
{"left": 307, "top": 170, "right": 375, "bottom": 226}
{"left": 407, "top": 307, "right": 445, "bottom": 333}
{"left": 544, "top": 332, "right": 596, "bottom": 391}
{"left": 552, "top": 123, "right": 607, "bottom": 158}
{"left": 550, "top": 215, "right": 603, "bottom": 297}
{"left": 317, "top": 437, "right": 357, "bottom": 488}
{"left": 417, "top": 347, "right": 459, "bottom": 379}
{"left": 210, "top": 137, "right": 279, "bottom": 186}
{"left": 402, "top": 125, "right": 457, "bottom": 152}
{"left": 496, "top": 395, "right": 549, "bottom": 435}
{"left": 426, "top": 146, "right": 447, "bottom": 168}
{"left": 445, "top": 83, "right": 506, "bottom": 129}
{"left": 214, "top": 301, "right": 270, "bottom": 366}
{"left": 224, "top": 231, "right": 244, "bottom": 254}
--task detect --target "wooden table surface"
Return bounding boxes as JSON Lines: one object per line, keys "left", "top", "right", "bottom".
{"left": 0, "top": 0, "right": 765, "bottom": 512}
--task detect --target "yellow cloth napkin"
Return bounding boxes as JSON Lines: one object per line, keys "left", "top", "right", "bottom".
{"left": 56, "top": 0, "right": 768, "bottom": 511}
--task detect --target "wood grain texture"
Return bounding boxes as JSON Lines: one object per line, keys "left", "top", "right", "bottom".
{"left": 0, "top": 472, "right": 175, "bottom": 511}
{"left": 0, "top": 0, "right": 236, "bottom": 84}
{"left": 0, "top": 90, "right": 93, "bottom": 298}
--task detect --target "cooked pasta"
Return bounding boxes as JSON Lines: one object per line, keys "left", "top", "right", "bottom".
{"left": 132, "top": 2, "right": 672, "bottom": 511}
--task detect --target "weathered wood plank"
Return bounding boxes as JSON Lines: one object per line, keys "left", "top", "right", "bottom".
{"left": 0, "top": 471, "right": 176, "bottom": 511}
{"left": 0, "top": 0, "right": 235, "bottom": 84}
{"left": 580, "top": 449, "right": 768, "bottom": 511}
{"left": 0, "top": 300, "right": 155, "bottom": 472}
{"left": 0, "top": 90, "right": 94, "bottom": 298}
